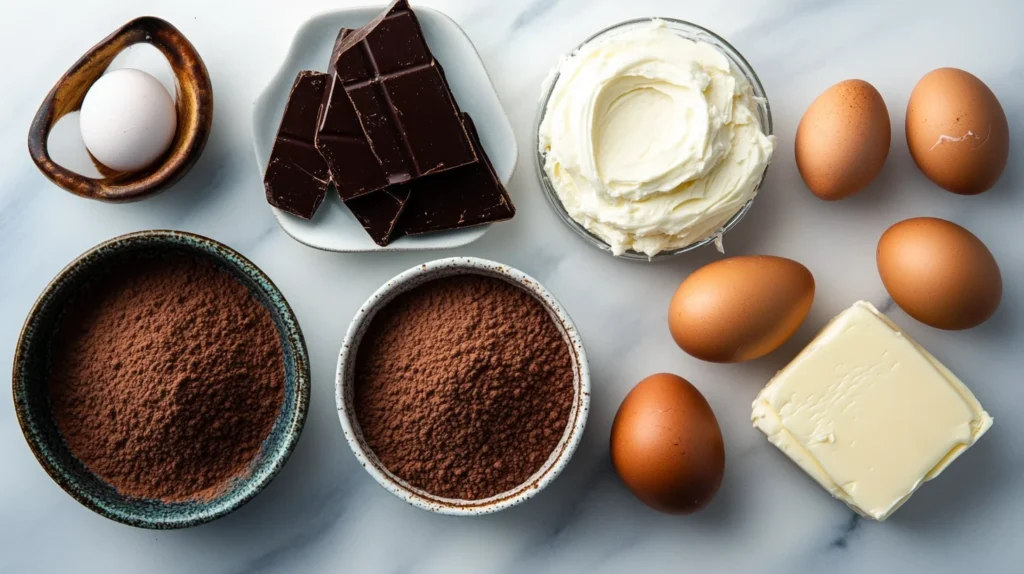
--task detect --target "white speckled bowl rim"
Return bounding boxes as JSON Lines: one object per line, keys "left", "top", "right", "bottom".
{"left": 335, "top": 257, "right": 590, "bottom": 515}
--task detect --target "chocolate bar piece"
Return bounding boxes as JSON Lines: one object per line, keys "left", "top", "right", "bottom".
{"left": 345, "top": 186, "right": 412, "bottom": 246}
{"left": 328, "top": 27, "right": 350, "bottom": 73}
{"left": 264, "top": 71, "right": 332, "bottom": 219}
{"left": 401, "top": 114, "right": 515, "bottom": 234}
{"left": 316, "top": 29, "right": 389, "bottom": 201}
{"left": 325, "top": 0, "right": 476, "bottom": 186}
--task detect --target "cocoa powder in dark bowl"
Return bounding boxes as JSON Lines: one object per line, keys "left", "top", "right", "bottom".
{"left": 336, "top": 258, "right": 590, "bottom": 515}
{"left": 12, "top": 230, "right": 310, "bottom": 529}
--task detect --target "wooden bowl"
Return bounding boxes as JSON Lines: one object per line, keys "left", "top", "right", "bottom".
{"left": 27, "top": 17, "right": 213, "bottom": 202}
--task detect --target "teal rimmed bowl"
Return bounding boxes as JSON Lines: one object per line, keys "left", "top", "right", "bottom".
{"left": 12, "top": 230, "right": 310, "bottom": 529}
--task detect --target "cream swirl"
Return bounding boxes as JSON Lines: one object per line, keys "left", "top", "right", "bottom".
{"left": 538, "top": 20, "right": 775, "bottom": 257}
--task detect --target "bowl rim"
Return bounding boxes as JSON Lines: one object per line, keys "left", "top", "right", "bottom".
{"left": 533, "top": 17, "right": 774, "bottom": 261}
{"left": 334, "top": 257, "right": 590, "bottom": 515}
{"left": 11, "top": 229, "right": 311, "bottom": 529}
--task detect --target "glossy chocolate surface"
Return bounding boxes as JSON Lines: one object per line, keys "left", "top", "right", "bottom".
{"left": 263, "top": 71, "right": 332, "bottom": 219}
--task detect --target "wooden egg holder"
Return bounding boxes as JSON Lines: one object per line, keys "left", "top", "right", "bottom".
{"left": 28, "top": 17, "right": 213, "bottom": 202}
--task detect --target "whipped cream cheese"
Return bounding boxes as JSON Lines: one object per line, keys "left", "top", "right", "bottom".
{"left": 538, "top": 21, "right": 775, "bottom": 257}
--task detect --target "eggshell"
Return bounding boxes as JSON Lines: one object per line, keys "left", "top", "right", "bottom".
{"left": 877, "top": 217, "right": 1002, "bottom": 330}
{"left": 906, "top": 68, "right": 1008, "bottom": 195}
{"left": 610, "top": 374, "right": 725, "bottom": 514}
{"left": 80, "top": 68, "right": 177, "bottom": 173}
{"left": 795, "top": 79, "right": 891, "bottom": 200}
{"left": 668, "top": 256, "right": 815, "bottom": 363}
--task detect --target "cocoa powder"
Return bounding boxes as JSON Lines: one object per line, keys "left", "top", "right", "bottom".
{"left": 48, "top": 252, "right": 285, "bottom": 502}
{"left": 354, "top": 274, "right": 575, "bottom": 500}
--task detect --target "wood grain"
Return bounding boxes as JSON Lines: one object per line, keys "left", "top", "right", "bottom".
{"left": 27, "top": 17, "right": 213, "bottom": 202}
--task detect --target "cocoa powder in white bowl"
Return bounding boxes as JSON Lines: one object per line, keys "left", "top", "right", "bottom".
{"left": 335, "top": 257, "right": 590, "bottom": 515}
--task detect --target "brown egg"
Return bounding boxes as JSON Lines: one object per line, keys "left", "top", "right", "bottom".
{"left": 877, "top": 217, "right": 1002, "bottom": 330}
{"left": 795, "top": 79, "right": 891, "bottom": 200}
{"left": 610, "top": 373, "right": 725, "bottom": 514}
{"left": 906, "top": 68, "right": 1009, "bottom": 195}
{"left": 668, "top": 256, "right": 815, "bottom": 363}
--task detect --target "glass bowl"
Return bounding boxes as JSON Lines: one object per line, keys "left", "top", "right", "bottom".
{"left": 534, "top": 18, "right": 773, "bottom": 261}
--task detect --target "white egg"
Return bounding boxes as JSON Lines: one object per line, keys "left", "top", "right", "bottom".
{"left": 79, "top": 68, "right": 177, "bottom": 173}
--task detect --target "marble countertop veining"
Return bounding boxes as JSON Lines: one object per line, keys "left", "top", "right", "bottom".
{"left": 2, "top": 0, "right": 1022, "bottom": 572}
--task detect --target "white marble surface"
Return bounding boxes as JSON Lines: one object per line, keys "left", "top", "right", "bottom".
{"left": 1, "top": 0, "right": 1022, "bottom": 571}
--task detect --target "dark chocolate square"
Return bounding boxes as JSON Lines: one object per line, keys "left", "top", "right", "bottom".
{"left": 315, "top": 29, "right": 390, "bottom": 201}
{"left": 327, "top": 0, "right": 477, "bottom": 184}
{"left": 400, "top": 114, "right": 515, "bottom": 234}
{"left": 264, "top": 71, "right": 332, "bottom": 219}
{"left": 345, "top": 186, "right": 412, "bottom": 246}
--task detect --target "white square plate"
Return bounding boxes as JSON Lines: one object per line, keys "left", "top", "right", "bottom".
{"left": 252, "top": 7, "right": 518, "bottom": 252}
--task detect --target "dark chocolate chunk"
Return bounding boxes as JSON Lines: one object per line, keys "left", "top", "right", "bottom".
{"left": 345, "top": 186, "right": 412, "bottom": 246}
{"left": 400, "top": 114, "right": 515, "bottom": 234}
{"left": 327, "top": 0, "right": 476, "bottom": 184}
{"left": 264, "top": 71, "right": 332, "bottom": 219}
{"left": 328, "top": 27, "right": 349, "bottom": 73}
{"left": 316, "top": 30, "right": 390, "bottom": 201}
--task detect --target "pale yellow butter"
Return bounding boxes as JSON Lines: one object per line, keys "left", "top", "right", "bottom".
{"left": 751, "top": 301, "right": 992, "bottom": 521}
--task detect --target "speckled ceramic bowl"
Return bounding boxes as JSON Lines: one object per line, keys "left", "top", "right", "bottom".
{"left": 12, "top": 230, "right": 310, "bottom": 529}
{"left": 335, "top": 257, "right": 590, "bottom": 515}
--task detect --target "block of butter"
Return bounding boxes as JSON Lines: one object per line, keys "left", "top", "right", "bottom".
{"left": 751, "top": 301, "right": 992, "bottom": 521}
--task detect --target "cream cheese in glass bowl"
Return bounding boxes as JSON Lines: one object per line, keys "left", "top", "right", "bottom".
{"left": 536, "top": 18, "right": 775, "bottom": 260}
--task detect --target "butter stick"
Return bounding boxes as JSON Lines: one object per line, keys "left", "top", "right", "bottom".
{"left": 752, "top": 300, "right": 992, "bottom": 521}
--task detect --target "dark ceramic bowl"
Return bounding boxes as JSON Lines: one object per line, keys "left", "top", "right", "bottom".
{"left": 12, "top": 230, "right": 309, "bottom": 529}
